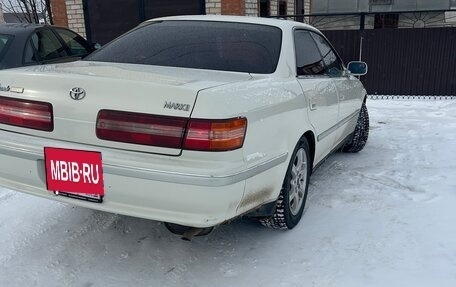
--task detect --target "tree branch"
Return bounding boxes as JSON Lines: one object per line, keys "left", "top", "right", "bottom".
{"left": 1, "top": 0, "right": 52, "bottom": 24}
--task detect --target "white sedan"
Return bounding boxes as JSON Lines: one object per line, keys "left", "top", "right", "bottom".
{"left": 0, "top": 15, "right": 368, "bottom": 238}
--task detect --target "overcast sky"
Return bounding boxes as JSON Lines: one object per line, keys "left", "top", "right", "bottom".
{"left": 1, "top": 0, "right": 46, "bottom": 12}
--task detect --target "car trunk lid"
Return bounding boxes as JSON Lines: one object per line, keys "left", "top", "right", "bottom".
{"left": 0, "top": 61, "right": 251, "bottom": 156}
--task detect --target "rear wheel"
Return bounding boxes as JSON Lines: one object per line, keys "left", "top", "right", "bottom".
{"left": 260, "top": 138, "right": 311, "bottom": 230}
{"left": 341, "top": 102, "right": 369, "bottom": 153}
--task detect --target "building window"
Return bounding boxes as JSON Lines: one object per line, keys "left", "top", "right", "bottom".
{"left": 374, "top": 13, "right": 399, "bottom": 28}
{"left": 279, "top": 1, "right": 287, "bottom": 16}
{"left": 259, "top": 0, "right": 270, "bottom": 17}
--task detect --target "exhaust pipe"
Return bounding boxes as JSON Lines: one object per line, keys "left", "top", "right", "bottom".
{"left": 164, "top": 222, "right": 214, "bottom": 241}
{"left": 181, "top": 228, "right": 206, "bottom": 241}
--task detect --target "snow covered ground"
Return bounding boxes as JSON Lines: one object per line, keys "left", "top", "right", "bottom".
{"left": 0, "top": 99, "right": 455, "bottom": 287}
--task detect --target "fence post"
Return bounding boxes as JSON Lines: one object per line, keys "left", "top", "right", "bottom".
{"left": 139, "top": 0, "right": 145, "bottom": 22}
{"left": 360, "top": 13, "right": 365, "bottom": 30}
{"left": 359, "top": 34, "right": 364, "bottom": 61}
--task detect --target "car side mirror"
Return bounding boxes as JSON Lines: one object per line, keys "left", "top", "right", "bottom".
{"left": 91, "top": 43, "right": 102, "bottom": 50}
{"left": 347, "top": 61, "right": 368, "bottom": 76}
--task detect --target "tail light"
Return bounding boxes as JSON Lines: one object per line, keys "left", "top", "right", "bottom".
{"left": 96, "top": 110, "right": 187, "bottom": 148}
{"left": 183, "top": 118, "right": 247, "bottom": 151}
{"left": 0, "top": 96, "right": 53, "bottom": 131}
{"left": 96, "top": 110, "right": 247, "bottom": 152}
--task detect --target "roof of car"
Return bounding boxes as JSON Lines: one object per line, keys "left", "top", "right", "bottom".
{"left": 147, "top": 15, "right": 319, "bottom": 33}
{"left": 0, "top": 23, "right": 46, "bottom": 36}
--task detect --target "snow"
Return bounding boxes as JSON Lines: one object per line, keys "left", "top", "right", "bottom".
{"left": 1, "top": 99, "right": 456, "bottom": 287}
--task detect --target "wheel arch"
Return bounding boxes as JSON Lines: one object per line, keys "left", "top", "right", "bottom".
{"left": 302, "top": 130, "right": 316, "bottom": 172}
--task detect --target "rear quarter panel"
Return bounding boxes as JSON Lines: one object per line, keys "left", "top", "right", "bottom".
{"left": 193, "top": 76, "right": 315, "bottom": 214}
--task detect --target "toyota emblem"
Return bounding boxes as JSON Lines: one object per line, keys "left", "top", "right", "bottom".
{"left": 69, "top": 87, "right": 86, "bottom": 100}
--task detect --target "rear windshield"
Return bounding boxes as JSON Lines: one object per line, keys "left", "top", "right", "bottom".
{"left": 0, "top": 34, "right": 14, "bottom": 62}
{"left": 85, "top": 21, "right": 282, "bottom": 74}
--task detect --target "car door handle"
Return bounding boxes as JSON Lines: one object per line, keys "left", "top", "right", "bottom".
{"left": 310, "top": 103, "right": 317, "bottom": 110}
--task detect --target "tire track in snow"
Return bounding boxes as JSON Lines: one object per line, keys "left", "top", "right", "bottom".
{"left": 308, "top": 158, "right": 438, "bottom": 211}
{"left": 353, "top": 171, "right": 438, "bottom": 203}
{"left": 33, "top": 210, "right": 120, "bottom": 286}
{"left": 0, "top": 191, "right": 65, "bottom": 265}
{"left": 0, "top": 212, "right": 61, "bottom": 266}
{"left": 0, "top": 189, "right": 18, "bottom": 204}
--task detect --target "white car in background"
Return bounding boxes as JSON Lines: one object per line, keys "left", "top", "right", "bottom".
{"left": 0, "top": 15, "right": 368, "bottom": 239}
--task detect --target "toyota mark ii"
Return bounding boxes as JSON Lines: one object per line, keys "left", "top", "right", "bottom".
{"left": 0, "top": 16, "right": 369, "bottom": 237}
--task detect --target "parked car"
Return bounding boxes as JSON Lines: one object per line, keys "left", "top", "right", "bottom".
{"left": 0, "top": 23, "right": 95, "bottom": 70}
{"left": 0, "top": 16, "right": 369, "bottom": 239}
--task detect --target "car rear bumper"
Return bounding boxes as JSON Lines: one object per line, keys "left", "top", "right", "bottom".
{"left": 0, "top": 130, "right": 287, "bottom": 227}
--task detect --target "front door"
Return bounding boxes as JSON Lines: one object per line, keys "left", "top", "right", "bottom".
{"left": 311, "top": 32, "right": 364, "bottom": 145}
{"left": 294, "top": 30, "right": 340, "bottom": 165}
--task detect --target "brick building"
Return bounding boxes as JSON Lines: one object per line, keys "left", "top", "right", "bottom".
{"left": 0, "top": 4, "right": 4, "bottom": 23}
{"left": 48, "top": 0, "right": 311, "bottom": 43}
{"left": 50, "top": 0, "right": 84, "bottom": 36}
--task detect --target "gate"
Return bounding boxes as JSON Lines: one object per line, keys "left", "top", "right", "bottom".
{"left": 323, "top": 28, "right": 456, "bottom": 96}
{"left": 83, "top": 0, "right": 205, "bottom": 45}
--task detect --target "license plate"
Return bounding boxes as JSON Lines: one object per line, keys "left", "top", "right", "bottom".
{"left": 44, "top": 147, "right": 104, "bottom": 202}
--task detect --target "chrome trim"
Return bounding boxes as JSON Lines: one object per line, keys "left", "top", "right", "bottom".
{"left": 0, "top": 139, "right": 288, "bottom": 187}
{"left": 104, "top": 152, "right": 288, "bottom": 187}
{"left": 10, "top": 87, "right": 24, "bottom": 94}
{"left": 317, "top": 109, "right": 360, "bottom": 142}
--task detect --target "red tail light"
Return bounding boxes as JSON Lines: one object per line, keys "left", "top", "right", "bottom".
{"left": 0, "top": 96, "right": 53, "bottom": 131}
{"left": 96, "top": 110, "right": 187, "bottom": 148}
{"left": 96, "top": 110, "right": 247, "bottom": 152}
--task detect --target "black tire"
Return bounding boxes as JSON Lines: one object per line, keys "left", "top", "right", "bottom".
{"left": 341, "top": 102, "right": 369, "bottom": 153}
{"left": 259, "top": 138, "right": 311, "bottom": 230}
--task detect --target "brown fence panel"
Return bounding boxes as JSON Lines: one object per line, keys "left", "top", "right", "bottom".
{"left": 84, "top": 0, "right": 205, "bottom": 45}
{"left": 323, "top": 28, "right": 456, "bottom": 96}
{"left": 85, "top": 0, "right": 141, "bottom": 45}
{"left": 144, "top": 0, "right": 203, "bottom": 19}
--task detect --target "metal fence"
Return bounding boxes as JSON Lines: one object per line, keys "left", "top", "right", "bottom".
{"left": 274, "top": 11, "right": 456, "bottom": 96}
{"left": 368, "top": 95, "right": 456, "bottom": 100}
{"left": 280, "top": 10, "right": 456, "bottom": 30}
{"left": 323, "top": 27, "right": 456, "bottom": 96}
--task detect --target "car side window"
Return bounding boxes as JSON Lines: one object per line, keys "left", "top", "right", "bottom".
{"left": 0, "top": 34, "right": 14, "bottom": 62}
{"left": 34, "top": 29, "right": 69, "bottom": 61}
{"left": 294, "top": 30, "right": 326, "bottom": 76}
{"left": 310, "top": 33, "right": 344, "bottom": 77}
{"left": 23, "top": 40, "right": 39, "bottom": 64}
{"left": 54, "top": 28, "right": 91, "bottom": 57}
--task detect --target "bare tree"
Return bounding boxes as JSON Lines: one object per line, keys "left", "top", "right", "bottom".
{"left": 1, "top": 0, "right": 53, "bottom": 24}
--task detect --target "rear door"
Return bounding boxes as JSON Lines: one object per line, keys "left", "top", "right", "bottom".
{"left": 294, "top": 29, "right": 340, "bottom": 164}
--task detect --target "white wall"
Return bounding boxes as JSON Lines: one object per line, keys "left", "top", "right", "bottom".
{"left": 65, "top": 0, "right": 86, "bottom": 38}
